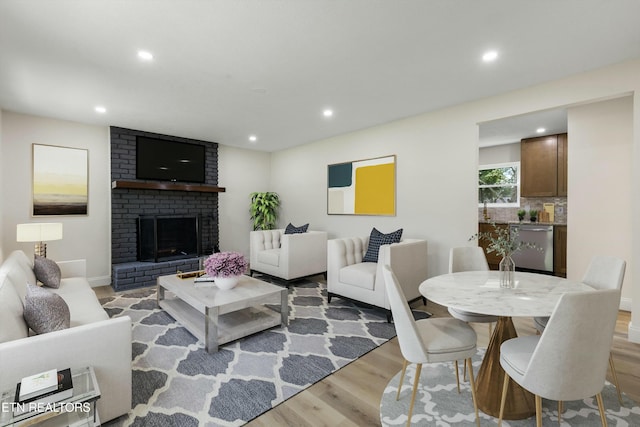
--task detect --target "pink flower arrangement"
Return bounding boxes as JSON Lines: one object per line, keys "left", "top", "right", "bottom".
{"left": 204, "top": 251, "right": 248, "bottom": 278}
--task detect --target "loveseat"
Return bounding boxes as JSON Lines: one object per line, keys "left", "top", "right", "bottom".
{"left": 0, "top": 250, "right": 131, "bottom": 423}
{"left": 250, "top": 229, "right": 328, "bottom": 282}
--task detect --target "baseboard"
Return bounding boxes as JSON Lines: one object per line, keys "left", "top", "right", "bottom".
{"left": 620, "top": 296, "right": 632, "bottom": 312}
{"left": 628, "top": 321, "right": 640, "bottom": 344}
{"left": 89, "top": 275, "right": 112, "bottom": 287}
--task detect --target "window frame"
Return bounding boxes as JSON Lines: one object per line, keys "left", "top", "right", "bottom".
{"left": 478, "top": 161, "right": 521, "bottom": 208}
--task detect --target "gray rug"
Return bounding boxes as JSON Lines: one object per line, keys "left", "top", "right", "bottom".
{"left": 101, "top": 279, "right": 429, "bottom": 426}
{"left": 380, "top": 348, "right": 640, "bottom": 426}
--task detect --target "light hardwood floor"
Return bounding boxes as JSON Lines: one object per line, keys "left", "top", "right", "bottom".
{"left": 246, "top": 300, "right": 640, "bottom": 427}
{"left": 94, "top": 285, "right": 640, "bottom": 426}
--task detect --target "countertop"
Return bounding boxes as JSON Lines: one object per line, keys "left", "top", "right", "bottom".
{"left": 479, "top": 220, "right": 567, "bottom": 226}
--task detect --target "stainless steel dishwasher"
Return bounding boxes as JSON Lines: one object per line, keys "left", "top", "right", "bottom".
{"left": 510, "top": 224, "right": 554, "bottom": 273}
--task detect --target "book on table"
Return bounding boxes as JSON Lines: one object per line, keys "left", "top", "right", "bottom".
{"left": 194, "top": 275, "right": 215, "bottom": 287}
{"left": 17, "top": 368, "right": 58, "bottom": 401}
{"left": 14, "top": 368, "right": 74, "bottom": 415}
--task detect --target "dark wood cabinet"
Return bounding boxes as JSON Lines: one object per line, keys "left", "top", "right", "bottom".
{"left": 557, "top": 133, "right": 568, "bottom": 197}
{"left": 554, "top": 225, "right": 567, "bottom": 277}
{"left": 478, "top": 223, "right": 508, "bottom": 270}
{"left": 520, "top": 133, "right": 568, "bottom": 197}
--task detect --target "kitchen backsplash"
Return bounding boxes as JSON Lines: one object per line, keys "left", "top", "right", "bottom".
{"left": 478, "top": 197, "right": 567, "bottom": 224}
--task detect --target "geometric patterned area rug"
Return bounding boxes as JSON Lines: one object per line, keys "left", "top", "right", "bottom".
{"left": 101, "top": 279, "right": 429, "bottom": 426}
{"left": 380, "top": 348, "right": 640, "bottom": 426}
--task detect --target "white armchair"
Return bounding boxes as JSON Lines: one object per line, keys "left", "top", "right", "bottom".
{"left": 327, "top": 237, "right": 428, "bottom": 319}
{"left": 250, "top": 229, "right": 328, "bottom": 282}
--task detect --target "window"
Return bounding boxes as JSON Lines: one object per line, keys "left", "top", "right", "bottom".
{"left": 478, "top": 162, "right": 520, "bottom": 207}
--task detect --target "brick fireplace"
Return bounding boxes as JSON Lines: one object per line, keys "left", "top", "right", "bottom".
{"left": 110, "top": 127, "right": 221, "bottom": 291}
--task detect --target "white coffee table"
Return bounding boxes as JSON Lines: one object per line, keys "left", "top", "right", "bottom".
{"left": 157, "top": 274, "right": 288, "bottom": 353}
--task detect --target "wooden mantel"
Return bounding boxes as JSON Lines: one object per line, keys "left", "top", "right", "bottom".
{"left": 112, "top": 180, "right": 226, "bottom": 193}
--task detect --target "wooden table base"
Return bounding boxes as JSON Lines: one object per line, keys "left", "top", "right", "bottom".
{"left": 475, "top": 317, "right": 535, "bottom": 419}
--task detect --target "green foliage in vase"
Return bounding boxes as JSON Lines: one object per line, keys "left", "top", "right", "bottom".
{"left": 529, "top": 209, "right": 538, "bottom": 220}
{"left": 517, "top": 209, "right": 526, "bottom": 219}
{"left": 249, "top": 192, "right": 280, "bottom": 231}
{"left": 470, "top": 223, "right": 540, "bottom": 258}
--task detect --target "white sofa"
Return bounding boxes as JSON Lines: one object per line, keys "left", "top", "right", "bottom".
{"left": 250, "top": 229, "right": 328, "bottom": 282}
{"left": 0, "top": 250, "right": 131, "bottom": 423}
{"left": 327, "top": 237, "right": 428, "bottom": 319}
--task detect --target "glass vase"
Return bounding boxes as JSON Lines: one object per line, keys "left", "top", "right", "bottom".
{"left": 499, "top": 255, "right": 515, "bottom": 288}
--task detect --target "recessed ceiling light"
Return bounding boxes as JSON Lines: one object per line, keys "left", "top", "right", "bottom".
{"left": 94, "top": 106, "right": 106, "bottom": 113}
{"left": 249, "top": 135, "right": 257, "bottom": 142}
{"left": 137, "top": 50, "right": 154, "bottom": 61}
{"left": 536, "top": 127, "right": 546, "bottom": 133}
{"left": 482, "top": 50, "right": 498, "bottom": 62}
{"left": 323, "top": 109, "right": 334, "bottom": 118}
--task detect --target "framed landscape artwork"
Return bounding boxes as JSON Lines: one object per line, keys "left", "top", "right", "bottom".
{"left": 32, "top": 144, "right": 88, "bottom": 216}
{"left": 327, "top": 154, "right": 396, "bottom": 216}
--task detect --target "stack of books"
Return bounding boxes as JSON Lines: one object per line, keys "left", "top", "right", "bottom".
{"left": 14, "top": 368, "right": 74, "bottom": 415}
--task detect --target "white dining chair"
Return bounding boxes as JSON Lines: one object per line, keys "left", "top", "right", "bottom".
{"left": 383, "top": 265, "right": 480, "bottom": 427}
{"left": 448, "top": 247, "right": 498, "bottom": 334}
{"left": 499, "top": 289, "right": 621, "bottom": 427}
{"left": 533, "top": 255, "right": 626, "bottom": 404}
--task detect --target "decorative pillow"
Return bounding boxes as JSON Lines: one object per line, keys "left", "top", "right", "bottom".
{"left": 363, "top": 227, "right": 403, "bottom": 263}
{"left": 34, "top": 255, "right": 61, "bottom": 289}
{"left": 23, "top": 284, "right": 70, "bottom": 334}
{"left": 284, "top": 223, "right": 309, "bottom": 234}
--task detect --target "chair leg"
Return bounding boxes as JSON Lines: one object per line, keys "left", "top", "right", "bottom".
{"left": 608, "top": 353, "right": 623, "bottom": 405}
{"left": 535, "top": 394, "right": 543, "bottom": 427}
{"left": 422, "top": 296, "right": 427, "bottom": 306}
{"left": 454, "top": 360, "right": 461, "bottom": 393}
{"left": 463, "top": 360, "right": 467, "bottom": 381}
{"left": 406, "top": 363, "right": 422, "bottom": 427}
{"left": 466, "top": 358, "right": 480, "bottom": 427}
{"left": 397, "top": 359, "right": 408, "bottom": 401}
{"left": 498, "top": 373, "right": 510, "bottom": 427}
{"left": 558, "top": 400, "right": 563, "bottom": 424}
{"left": 488, "top": 322, "right": 493, "bottom": 336}
{"left": 596, "top": 393, "right": 608, "bottom": 427}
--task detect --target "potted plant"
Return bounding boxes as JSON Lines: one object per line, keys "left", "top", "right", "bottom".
{"left": 203, "top": 251, "right": 249, "bottom": 289}
{"left": 517, "top": 209, "right": 526, "bottom": 222}
{"left": 529, "top": 209, "right": 538, "bottom": 222}
{"left": 249, "top": 192, "right": 280, "bottom": 231}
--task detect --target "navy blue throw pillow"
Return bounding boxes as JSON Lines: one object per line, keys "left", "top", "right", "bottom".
{"left": 285, "top": 223, "right": 309, "bottom": 234}
{"left": 363, "top": 228, "right": 403, "bottom": 262}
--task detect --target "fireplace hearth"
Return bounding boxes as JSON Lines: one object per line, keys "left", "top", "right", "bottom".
{"left": 138, "top": 215, "right": 201, "bottom": 262}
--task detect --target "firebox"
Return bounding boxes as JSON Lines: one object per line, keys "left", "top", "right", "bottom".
{"left": 137, "top": 215, "right": 201, "bottom": 262}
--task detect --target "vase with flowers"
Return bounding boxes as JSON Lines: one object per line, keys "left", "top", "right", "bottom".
{"left": 470, "top": 224, "right": 539, "bottom": 288}
{"left": 203, "top": 251, "right": 249, "bottom": 290}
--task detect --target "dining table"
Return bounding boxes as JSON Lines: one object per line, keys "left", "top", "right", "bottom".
{"left": 419, "top": 270, "right": 594, "bottom": 420}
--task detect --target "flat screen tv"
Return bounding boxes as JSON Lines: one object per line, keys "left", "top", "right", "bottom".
{"left": 136, "top": 136, "right": 206, "bottom": 183}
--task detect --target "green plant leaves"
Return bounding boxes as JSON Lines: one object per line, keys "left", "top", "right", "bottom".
{"left": 249, "top": 192, "right": 280, "bottom": 230}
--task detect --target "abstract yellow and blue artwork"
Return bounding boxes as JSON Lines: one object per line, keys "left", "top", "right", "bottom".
{"left": 327, "top": 155, "right": 396, "bottom": 215}
{"left": 32, "top": 144, "right": 88, "bottom": 216}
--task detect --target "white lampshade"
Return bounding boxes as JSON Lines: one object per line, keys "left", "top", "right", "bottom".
{"left": 16, "top": 223, "right": 63, "bottom": 242}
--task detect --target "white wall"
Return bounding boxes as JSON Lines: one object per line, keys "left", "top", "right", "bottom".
{"left": 479, "top": 142, "right": 520, "bottom": 165}
{"left": 217, "top": 144, "right": 271, "bottom": 257}
{"left": 0, "top": 109, "right": 3, "bottom": 261}
{"left": 0, "top": 111, "right": 111, "bottom": 286}
{"left": 270, "top": 58, "right": 640, "bottom": 342}
{"left": 568, "top": 97, "right": 633, "bottom": 309}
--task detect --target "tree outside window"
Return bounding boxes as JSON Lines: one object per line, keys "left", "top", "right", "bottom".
{"left": 478, "top": 162, "right": 520, "bottom": 207}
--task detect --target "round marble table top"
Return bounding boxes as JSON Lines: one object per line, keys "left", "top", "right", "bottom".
{"left": 419, "top": 271, "right": 594, "bottom": 318}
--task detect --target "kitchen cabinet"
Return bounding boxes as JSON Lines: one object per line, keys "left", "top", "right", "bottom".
{"left": 520, "top": 133, "right": 568, "bottom": 197}
{"left": 554, "top": 225, "right": 567, "bottom": 277}
{"left": 478, "top": 223, "right": 508, "bottom": 270}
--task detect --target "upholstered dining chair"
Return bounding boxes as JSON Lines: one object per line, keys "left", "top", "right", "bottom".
{"left": 383, "top": 265, "right": 480, "bottom": 427}
{"left": 533, "top": 255, "right": 626, "bottom": 404}
{"left": 448, "top": 247, "right": 498, "bottom": 334}
{"left": 498, "top": 289, "right": 621, "bottom": 427}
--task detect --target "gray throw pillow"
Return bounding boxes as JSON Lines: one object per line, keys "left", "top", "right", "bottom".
{"left": 23, "top": 283, "right": 70, "bottom": 334}
{"left": 34, "top": 255, "right": 61, "bottom": 289}
{"left": 284, "top": 223, "right": 309, "bottom": 234}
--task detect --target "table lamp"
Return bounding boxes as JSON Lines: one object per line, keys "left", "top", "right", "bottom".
{"left": 16, "top": 223, "right": 63, "bottom": 258}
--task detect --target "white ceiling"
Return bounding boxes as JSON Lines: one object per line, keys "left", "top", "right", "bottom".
{"left": 1, "top": 1, "right": 639, "bottom": 152}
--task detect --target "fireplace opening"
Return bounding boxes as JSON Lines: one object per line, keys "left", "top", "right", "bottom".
{"left": 138, "top": 215, "right": 201, "bottom": 262}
